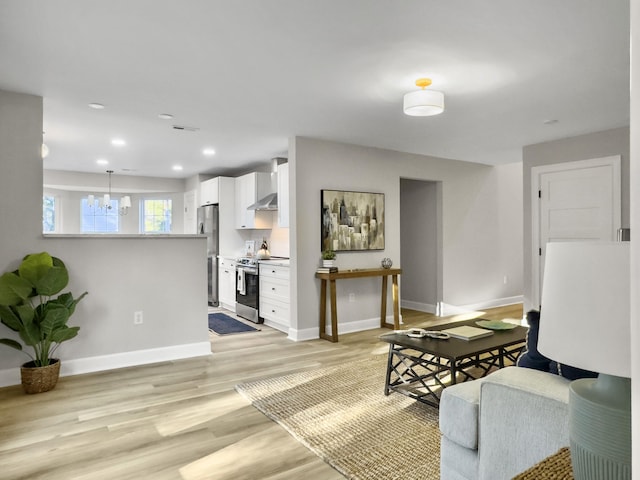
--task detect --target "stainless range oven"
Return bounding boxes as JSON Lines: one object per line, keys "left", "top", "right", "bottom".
{"left": 236, "top": 258, "right": 262, "bottom": 323}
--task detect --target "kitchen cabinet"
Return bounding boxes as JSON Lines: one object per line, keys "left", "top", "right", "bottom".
{"left": 259, "top": 263, "right": 290, "bottom": 333}
{"left": 200, "top": 177, "right": 220, "bottom": 206}
{"left": 277, "top": 162, "right": 289, "bottom": 228}
{"left": 235, "top": 172, "right": 273, "bottom": 229}
{"left": 218, "top": 257, "right": 236, "bottom": 311}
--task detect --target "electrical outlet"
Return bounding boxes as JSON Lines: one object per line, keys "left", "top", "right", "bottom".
{"left": 348, "top": 293, "right": 356, "bottom": 302}
{"left": 134, "top": 311, "right": 143, "bottom": 325}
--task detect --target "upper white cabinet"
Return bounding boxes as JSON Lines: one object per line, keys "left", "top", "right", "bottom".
{"left": 235, "top": 172, "right": 273, "bottom": 229}
{"left": 200, "top": 177, "right": 220, "bottom": 206}
{"left": 277, "top": 162, "right": 289, "bottom": 228}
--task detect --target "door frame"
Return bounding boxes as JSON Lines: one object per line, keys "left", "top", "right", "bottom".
{"left": 530, "top": 155, "right": 621, "bottom": 308}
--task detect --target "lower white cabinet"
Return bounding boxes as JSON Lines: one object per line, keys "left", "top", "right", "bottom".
{"left": 259, "top": 263, "right": 290, "bottom": 332}
{"left": 218, "top": 257, "right": 236, "bottom": 311}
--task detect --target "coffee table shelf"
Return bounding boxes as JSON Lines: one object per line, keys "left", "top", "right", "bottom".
{"left": 380, "top": 319, "right": 526, "bottom": 408}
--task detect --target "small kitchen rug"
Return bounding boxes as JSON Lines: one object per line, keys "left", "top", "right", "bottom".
{"left": 208, "top": 313, "right": 260, "bottom": 335}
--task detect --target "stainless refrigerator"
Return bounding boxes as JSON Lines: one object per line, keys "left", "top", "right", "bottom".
{"left": 197, "top": 204, "right": 219, "bottom": 306}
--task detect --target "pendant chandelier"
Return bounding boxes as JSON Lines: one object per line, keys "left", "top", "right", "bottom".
{"left": 87, "top": 170, "right": 131, "bottom": 215}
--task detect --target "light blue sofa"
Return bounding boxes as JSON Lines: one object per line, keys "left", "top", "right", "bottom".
{"left": 439, "top": 366, "right": 571, "bottom": 480}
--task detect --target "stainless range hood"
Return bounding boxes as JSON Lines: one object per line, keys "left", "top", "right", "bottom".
{"left": 247, "top": 157, "right": 286, "bottom": 211}
{"left": 247, "top": 192, "right": 278, "bottom": 211}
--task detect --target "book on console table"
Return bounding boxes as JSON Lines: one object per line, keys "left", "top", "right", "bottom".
{"left": 441, "top": 325, "right": 494, "bottom": 341}
{"left": 316, "top": 267, "right": 338, "bottom": 273}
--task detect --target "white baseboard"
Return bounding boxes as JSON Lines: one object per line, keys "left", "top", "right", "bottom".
{"left": 439, "top": 295, "right": 524, "bottom": 317}
{"left": 288, "top": 326, "right": 318, "bottom": 342}
{"left": 401, "top": 300, "right": 437, "bottom": 314}
{"left": 0, "top": 342, "right": 212, "bottom": 388}
{"left": 289, "top": 314, "right": 404, "bottom": 342}
{"left": 263, "top": 318, "right": 288, "bottom": 334}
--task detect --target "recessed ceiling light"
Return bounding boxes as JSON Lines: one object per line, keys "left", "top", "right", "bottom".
{"left": 202, "top": 148, "right": 216, "bottom": 156}
{"left": 543, "top": 119, "right": 559, "bottom": 125}
{"left": 88, "top": 103, "right": 105, "bottom": 109}
{"left": 96, "top": 158, "right": 109, "bottom": 165}
{"left": 158, "top": 113, "right": 174, "bottom": 120}
{"left": 111, "top": 138, "right": 126, "bottom": 146}
{"left": 172, "top": 165, "right": 184, "bottom": 171}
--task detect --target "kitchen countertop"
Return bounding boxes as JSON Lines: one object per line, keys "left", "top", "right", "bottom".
{"left": 257, "top": 258, "right": 290, "bottom": 267}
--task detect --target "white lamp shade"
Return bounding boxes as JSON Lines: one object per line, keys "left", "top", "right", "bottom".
{"left": 121, "top": 195, "right": 131, "bottom": 208}
{"left": 103, "top": 194, "right": 110, "bottom": 207}
{"left": 87, "top": 194, "right": 95, "bottom": 206}
{"left": 538, "top": 242, "right": 630, "bottom": 377}
{"left": 403, "top": 89, "right": 445, "bottom": 116}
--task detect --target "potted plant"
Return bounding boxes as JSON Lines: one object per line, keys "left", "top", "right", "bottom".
{"left": 321, "top": 249, "right": 336, "bottom": 268}
{"left": 0, "top": 252, "right": 87, "bottom": 394}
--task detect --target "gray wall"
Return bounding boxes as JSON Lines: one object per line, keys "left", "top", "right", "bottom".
{"left": 400, "top": 178, "right": 440, "bottom": 312}
{"left": 0, "top": 89, "right": 209, "bottom": 386}
{"left": 522, "top": 127, "right": 630, "bottom": 311}
{"left": 629, "top": 1, "right": 638, "bottom": 467}
{"left": 289, "top": 137, "right": 524, "bottom": 339}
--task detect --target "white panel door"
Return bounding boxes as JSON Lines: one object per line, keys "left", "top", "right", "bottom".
{"left": 532, "top": 156, "right": 621, "bottom": 308}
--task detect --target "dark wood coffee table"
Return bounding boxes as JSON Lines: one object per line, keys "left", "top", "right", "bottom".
{"left": 380, "top": 319, "right": 527, "bottom": 407}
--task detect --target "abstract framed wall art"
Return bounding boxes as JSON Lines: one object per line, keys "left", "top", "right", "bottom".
{"left": 321, "top": 189, "right": 385, "bottom": 252}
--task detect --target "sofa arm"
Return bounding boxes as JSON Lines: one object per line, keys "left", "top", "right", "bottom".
{"left": 477, "top": 366, "right": 571, "bottom": 480}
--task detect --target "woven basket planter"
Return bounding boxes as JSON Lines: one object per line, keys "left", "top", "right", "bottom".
{"left": 20, "top": 359, "right": 60, "bottom": 394}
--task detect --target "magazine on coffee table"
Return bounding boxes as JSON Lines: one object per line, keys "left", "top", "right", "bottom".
{"left": 441, "top": 325, "right": 494, "bottom": 341}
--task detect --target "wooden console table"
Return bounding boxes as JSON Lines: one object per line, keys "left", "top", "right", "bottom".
{"left": 315, "top": 268, "right": 401, "bottom": 342}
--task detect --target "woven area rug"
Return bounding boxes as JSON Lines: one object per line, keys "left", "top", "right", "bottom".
{"left": 208, "top": 312, "right": 259, "bottom": 335}
{"left": 235, "top": 355, "right": 440, "bottom": 480}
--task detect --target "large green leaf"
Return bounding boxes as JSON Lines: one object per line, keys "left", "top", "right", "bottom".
{"left": 14, "top": 304, "right": 34, "bottom": 326}
{"left": 0, "top": 272, "right": 32, "bottom": 306}
{"left": 19, "top": 321, "right": 41, "bottom": 346}
{"left": 50, "top": 326, "right": 79, "bottom": 344}
{"left": 0, "top": 305, "right": 22, "bottom": 331}
{"left": 41, "top": 305, "right": 70, "bottom": 336}
{"left": 34, "top": 265, "right": 69, "bottom": 296}
{"left": 18, "top": 252, "right": 53, "bottom": 286}
{"left": 54, "top": 291, "right": 88, "bottom": 316}
{"left": 0, "top": 338, "right": 22, "bottom": 351}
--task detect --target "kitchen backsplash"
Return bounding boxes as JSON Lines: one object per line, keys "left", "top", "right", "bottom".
{"left": 238, "top": 211, "right": 290, "bottom": 258}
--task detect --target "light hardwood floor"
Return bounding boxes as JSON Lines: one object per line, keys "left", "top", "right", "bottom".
{"left": 0, "top": 305, "right": 522, "bottom": 480}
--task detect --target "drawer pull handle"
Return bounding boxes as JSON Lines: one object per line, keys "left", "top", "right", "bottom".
{"left": 272, "top": 309, "right": 276, "bottom": 313}
{"left": 272, "top": 270, "right": 276, "bottom": 273}
{"left": 272, "top": 287, "right": 276, "bottom": 291}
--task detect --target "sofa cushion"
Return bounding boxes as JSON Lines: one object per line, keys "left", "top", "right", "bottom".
{"left": 516, "top": 310, "right": 551, "bottom": 371}
{"left": 439, "top": 377, "right": 482, "bottom": 450}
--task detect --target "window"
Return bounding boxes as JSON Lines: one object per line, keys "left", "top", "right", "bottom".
{"left": 142, "top": 199, "right": 172, "bottom": 233}
{"left": 81, "top": 198, "right": 120, "bottom": 233}
{"left": 43, "top": 195, "right": 57, "bottom": 232}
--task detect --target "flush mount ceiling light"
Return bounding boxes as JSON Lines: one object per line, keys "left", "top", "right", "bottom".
{"left": 403, "top": 78, "right": 444, "bottom": 116}
{"left": 111, "top": 138, "right": 126, "bottom": 147}
{"left": 202, "top": 148, "right": 216, "bottom": 156}
{"left": 88, "top": 103, "right": 105, "bottom": 109}
{"left": 158, "top": 113, "right": 173, "bottom": 120}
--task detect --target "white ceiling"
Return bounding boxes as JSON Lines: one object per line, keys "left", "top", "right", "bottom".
{"left": 0, "top": 0, "right": 630, "bottom": 179}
